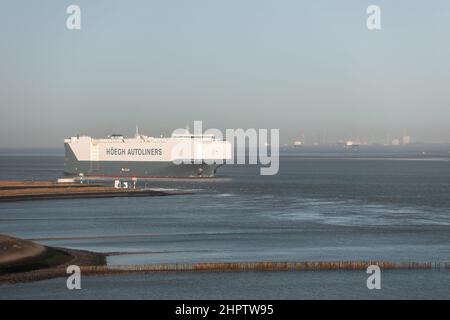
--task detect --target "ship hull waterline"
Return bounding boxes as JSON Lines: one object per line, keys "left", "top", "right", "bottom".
{"left": 63, "top": 160, "right": 223, "bottom": 179}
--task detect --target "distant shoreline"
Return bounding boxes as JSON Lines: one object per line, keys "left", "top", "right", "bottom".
{"left": 1, "top": 142, "right": 450, "bottom": 156}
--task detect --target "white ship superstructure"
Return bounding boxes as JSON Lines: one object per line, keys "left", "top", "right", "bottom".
{"left": 64, "top": 132, "right": 231, "bottom": 178}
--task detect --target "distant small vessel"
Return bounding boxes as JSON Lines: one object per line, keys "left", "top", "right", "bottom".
{"left": 345, "top": 140, "right": 359, "bottom": 148}
{"left": 293, "top": 141, "right": 303, "bottom": 147}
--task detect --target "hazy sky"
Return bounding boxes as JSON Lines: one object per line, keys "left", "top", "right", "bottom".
{"left": 1, "top": 0, "right": 449, "bottom": 148}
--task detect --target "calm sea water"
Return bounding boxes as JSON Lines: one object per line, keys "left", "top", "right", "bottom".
{"left": 1, "top": 148, "right": 450, "bottom": 299}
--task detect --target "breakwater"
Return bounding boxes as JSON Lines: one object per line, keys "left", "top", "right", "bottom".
{"left": 81, "top": 260, "right": 450, "bottom": 275}
{"left": 0, "top": 180, "right": 191, "bottom": 202}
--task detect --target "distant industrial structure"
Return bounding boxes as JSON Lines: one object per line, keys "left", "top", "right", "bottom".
{"left": 391, "top": 134, "right": 411, "bottom": 146}
{"left": 289, "top": 132, "right": 413, "bottom": 147}
{"left": 403, "top": 135, "right": 411, "bottom": 145}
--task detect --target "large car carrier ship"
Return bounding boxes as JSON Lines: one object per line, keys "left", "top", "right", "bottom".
{"left": 64, "top": 131, "right": 231, "bottom": 178}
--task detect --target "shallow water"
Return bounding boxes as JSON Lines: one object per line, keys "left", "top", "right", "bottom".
{"left": 1, "top": 270, "right": 450, "bottom": 300}
{"left": 1, "top": 149, "right": 450, "bottom": 299}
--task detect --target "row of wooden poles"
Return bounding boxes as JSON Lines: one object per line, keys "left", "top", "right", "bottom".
{"left": 80, "top": 261, "right": 450, "bottom": 275}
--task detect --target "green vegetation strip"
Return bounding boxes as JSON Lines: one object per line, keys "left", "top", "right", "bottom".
{"left": 0, "top": 247, "right": 72, "bottom": 275}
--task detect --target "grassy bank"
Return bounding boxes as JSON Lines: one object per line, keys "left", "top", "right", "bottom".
{"left": 0, "top": 247, "right": 72, "bottom": 275}
{"left": 0, "top": 234, "right": 106, "bottom": 284}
